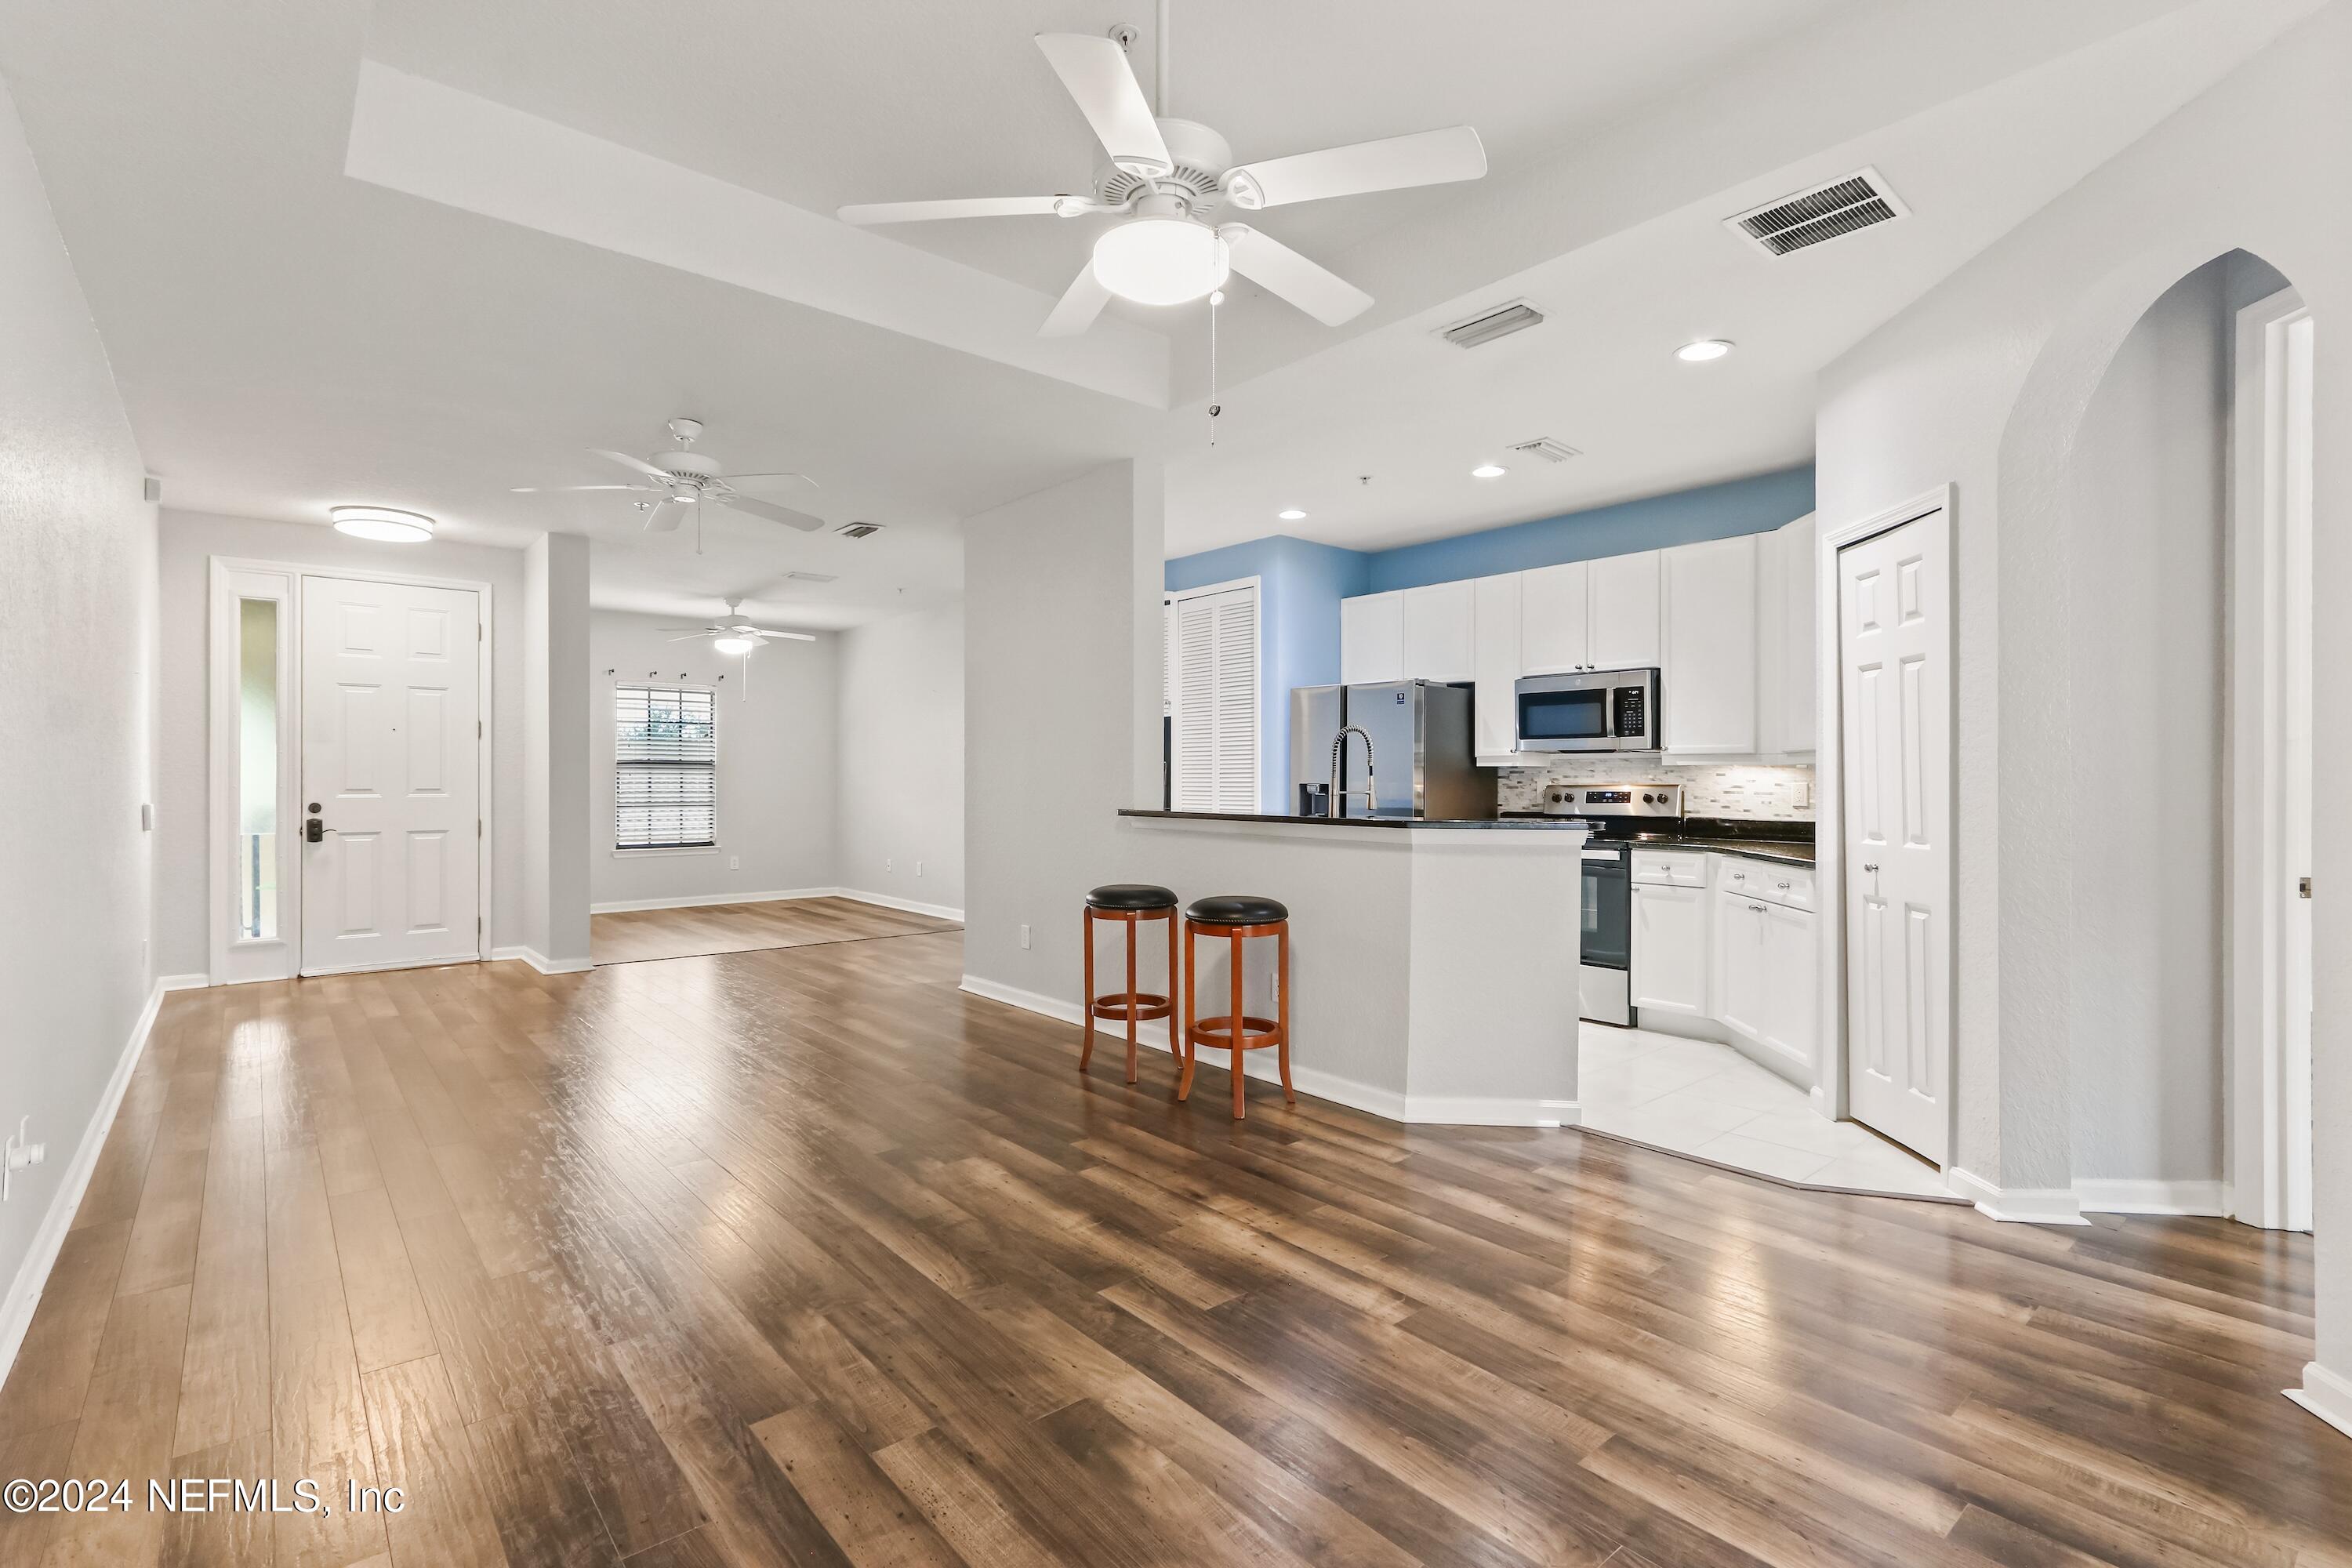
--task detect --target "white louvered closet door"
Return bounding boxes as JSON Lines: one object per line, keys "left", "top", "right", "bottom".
{"left": 1170, "top": 584, "right": 1260, "bottom": 812}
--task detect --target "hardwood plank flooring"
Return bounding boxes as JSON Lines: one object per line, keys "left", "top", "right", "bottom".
{"left": 2, "top": 902, "right": 2346, "bottom": 1567}
{"left": 589, "top": 895, "right": 960, "bottom": 966}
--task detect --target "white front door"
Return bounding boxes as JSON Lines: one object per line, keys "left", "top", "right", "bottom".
{"left": 300, "top": 575, "right": 483, "bottom": 975}
{"left": 1839, "top": 509, "right": 1951, "bottom": 1163}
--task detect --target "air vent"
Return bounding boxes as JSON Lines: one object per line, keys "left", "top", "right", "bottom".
{"left": 783, "top": 569, "right": 838, "bottom": 583}
{"left": 833, "top": 521, "right": 883, "bottom": 539}
{"left": 1438, "top": 299, "right": 1544, "bottom": 349}
{"left": 1507, "top": 437, "right": 1581, "bottom": 464}
{"left": 1725, "top": 167, "right": 1906, "bottom": 257}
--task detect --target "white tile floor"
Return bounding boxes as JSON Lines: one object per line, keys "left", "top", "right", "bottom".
{"left": 1577, "top": 1025, "right": 1959, "bottom": 1200}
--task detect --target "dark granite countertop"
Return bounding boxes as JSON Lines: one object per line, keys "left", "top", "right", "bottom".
{"left": 1497, "top": 813, "right": 1818, "bottom": 866}
{"left": 1119, "top": 809, "right": 1588, "bottom": 830}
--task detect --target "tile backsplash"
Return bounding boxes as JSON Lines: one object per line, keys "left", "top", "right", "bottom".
{"left": 1496, "top": 757, "right": 1816, "bottom": 822}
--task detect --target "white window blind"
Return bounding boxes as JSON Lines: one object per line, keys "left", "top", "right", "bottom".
{"left": 1169, "top": 583, "right": 1260, "bottom": 812}
{"left": 615, "top": 684, "right": 717, "bottom": 849}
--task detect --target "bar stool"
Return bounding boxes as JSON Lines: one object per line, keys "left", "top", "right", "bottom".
{"left": 1081, "top": 884, "right": 1179, "bottom": 1084}
{"left": 1180, "top": 895, "right": 1293, "bottom": 1120}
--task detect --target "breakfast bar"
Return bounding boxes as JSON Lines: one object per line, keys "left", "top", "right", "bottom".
{"left": 1112, "top": 808, "right": 1588, "bottom": 1126}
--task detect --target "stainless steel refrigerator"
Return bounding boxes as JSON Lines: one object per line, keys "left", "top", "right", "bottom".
{"left": 1289, "top": 681, "right": 1497, "bottom": 819}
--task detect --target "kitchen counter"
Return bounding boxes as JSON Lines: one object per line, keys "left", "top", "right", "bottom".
{"left": 1624, "top": 836, "right": 1816, "bottom": 867}
{"left": 1497, "top": 813, "right": 1818, "bottom": 867}
{"left": 1119, "top": 808, "right": 1587, "bottom": 830}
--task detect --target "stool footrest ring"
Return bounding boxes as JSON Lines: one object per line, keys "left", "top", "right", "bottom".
{"left": 1090, "top": 992, "right": 1174, "bottom": 1022}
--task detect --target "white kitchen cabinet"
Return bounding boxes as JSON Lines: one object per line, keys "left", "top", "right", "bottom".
{"left": 1340, "top": 590, "right": 1403, "bottom": 684}
{"left": 1756, "top": 512, "right": 1819, "bottom": 757}
{"left": 1631, "top": 880, "right": 1708, "bottom": 1019}
{"left": 1519, "top": 561, "right": 1590, "bottom": 675}
{"left": 1402, "top": 580, "right": 1476, "bottom": 683}
{"left": 1712, "top": 887, "right": 1766, "bottom": 1042}
{"left": 1711, "top": 856, "right": 1819, "bottom": 1078}
{"left": 1661, "top": 535, "right": 1759, "bottom": 755}
{"left": 1471, "top": 572, "right": 1522, "bottom": 757}
{"left": 1759, "top": 901, "right": 1819, "bottom": 1070}
{"left": 1587, "top": 550, "right": 1662, "bottom": 668}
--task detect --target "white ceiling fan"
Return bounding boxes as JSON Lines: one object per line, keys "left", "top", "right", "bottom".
{"left": 837, "top": 21, "right": 1486, "bottom": 336}
{"left": 514, "top": 417, "right": 826, "bottom": 535}
{"left": 661, "top": 601, "right": 817, "bottom": 657}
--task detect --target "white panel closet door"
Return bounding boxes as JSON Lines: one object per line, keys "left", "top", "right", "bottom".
{"left": 300, "top": 576, "right": 483, "bottom": 975}
{"left": 1838, "top": 510, "right": 1951, "bottom": 1163}
{"left": 1171, "top": 584, "right": 1261, "bottom": 813}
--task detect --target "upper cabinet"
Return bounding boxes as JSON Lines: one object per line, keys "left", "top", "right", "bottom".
{"left": 1471, "top": 573, "right": 1522, "bottom": 758}
{"left": 1661, "top": 535, "right": 1758, "bottom": 756}
{"left": 1587, "top": 550, "right": 1663, "bottom": 668}
{"left": 1339, "top": 590, "right": 1403, "bottom": 684}
{"left": 1400, "top": 580, "right": 1476, "bottom": 684}
{"left": 1755, "top": 512, "right": 1818, "bottom": 758}
{"left": 1519, "top": 561, "right": 1591, "bottom": 674}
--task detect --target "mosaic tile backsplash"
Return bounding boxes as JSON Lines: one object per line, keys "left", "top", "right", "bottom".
{"left": 1495, "top": 757, "right": 1816, "bottom": 822}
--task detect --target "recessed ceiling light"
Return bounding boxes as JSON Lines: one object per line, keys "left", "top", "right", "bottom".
{"left": 1278, "top": 508, "right": 1306, "bottom": 521}
{"left": 1471, "top": 464, "right": 1507, "bottom": 479}
{"left": 329, "top": 505, "right": 435, "bottom": 543}
{"left": 1676, "top": 338, "right": 1734, "bottom": 362}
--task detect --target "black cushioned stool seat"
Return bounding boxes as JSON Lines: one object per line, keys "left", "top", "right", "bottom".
{"left": 1087, "top": 883, "right": 1179, "bottom": 912}
{"left": 1185, "top": 894, "right": 1289, "bottom": 925}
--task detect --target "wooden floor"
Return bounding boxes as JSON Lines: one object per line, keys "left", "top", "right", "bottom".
{"left": 589, "top": 895, "right": 960, "bottom": 965}
{"left": 4, "top": 920, "right": 2347, "bottom": 1568}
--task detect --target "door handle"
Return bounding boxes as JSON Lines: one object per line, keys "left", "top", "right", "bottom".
{"left": 1861, "top": 862, "right": 1879, "bottom": 873}
{"left": 305, "top": 818, "right": 325, "bottom": 844}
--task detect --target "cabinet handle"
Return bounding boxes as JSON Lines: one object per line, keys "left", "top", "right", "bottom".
{"left": 1751, "top": 903, "right": 1766, "bottom": 913}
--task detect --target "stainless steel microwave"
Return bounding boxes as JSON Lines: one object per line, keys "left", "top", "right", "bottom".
{"left": 1513, "top": 667, "right": 1660, "bottom": 752}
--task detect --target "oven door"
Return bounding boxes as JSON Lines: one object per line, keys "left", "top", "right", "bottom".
{"left": 1580, "top": 848, "right": 1631, "bottom": 970}
{"left": 1515, "top": 678, "right": 1614, "bottom": 752}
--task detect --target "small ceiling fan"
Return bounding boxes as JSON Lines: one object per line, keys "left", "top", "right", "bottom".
{"left": 662, "top": 601, "right": 817, "bottom": 657}
{"left": 837, "top": 24, "right": 1486, "bottom": 336}
{"left": 514, "top": 418, "right": 826, "bottom": 535}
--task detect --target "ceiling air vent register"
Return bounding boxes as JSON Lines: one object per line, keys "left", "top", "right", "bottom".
{"left": 1438, "top": 299, "right": 1544, "bottom": 349}
{"left": 834, "top": 521, "right": 883, "bottom": 539}
{"left": 1508, "top": 437, "right": 1581, "bottom": 464}
{"left": 1725, "top": 167, "right": 1906, "bottom": 257}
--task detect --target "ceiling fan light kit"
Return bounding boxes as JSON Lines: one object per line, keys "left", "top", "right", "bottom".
{"left": 1091, "top": 201, "right": 1229, "bottom": 306}
{"left": 329, "top": 504, "right": 435, "bottom": 543}
{"left": 514, "top": 416, "right": 829, "bottom": 538}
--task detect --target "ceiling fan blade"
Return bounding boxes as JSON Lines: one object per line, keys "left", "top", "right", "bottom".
{"left": 1033, "top": 34, "right": 1171, "bottom": 176}
{"left": 1221, "top": 226, "right": 1374, "bottom": 326}
{"left": 510, "top": 483, "right": 661, "bottom": 494}
{"left": 751, "top": 630, "right": 818, "bottom": 644}
{"left": 716, "top": 493, "right": 826, "bottom": 532}
{"left": 837, "top": 194, "right": 1097, "bottom": 225}
{"left": 665, "top": 633, "right": 714, "bottom": 642}
{"left": 714, "top": 470, "right": 818, "bottom": 489}
{"left": 1221, "top": 125, "right": 1487, "bottom": 210}
{"left": 645, "top": 500, "right": 684, "bottom": 533}
{"left": 593, "top": 448, "right": 677, "bottom": 483}
{"left": 1040, "top": 263, "right": 1112, "bottom": 337}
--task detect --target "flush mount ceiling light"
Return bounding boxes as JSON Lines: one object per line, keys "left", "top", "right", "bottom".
{"left": 1470, "top": 463, "right": 1508, "bottom": 479}
{"left": 1675, "top": 338, "right": 1734, "bottom": 363}
{"left": 1090, "top": 205, "right": 1230, "bottom": 307}
{"left": 329, "top": 505, "right": 435, "bottom": 543}
{"left": 1278, "top": 508, "right": 1307, "bottom": 521}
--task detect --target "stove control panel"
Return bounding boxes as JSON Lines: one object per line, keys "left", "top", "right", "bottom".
{"left": 1539, "top": 782, "right": 1684, "bottom": 818}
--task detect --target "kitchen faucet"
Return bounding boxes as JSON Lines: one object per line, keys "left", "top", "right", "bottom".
{"left": 1328, "top": 725, "right": 1375, "bottom": 818}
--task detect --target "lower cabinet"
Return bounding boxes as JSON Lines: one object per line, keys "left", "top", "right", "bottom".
{"left": 1711, "top": 880, "right": 1817, "bottom": 1075}
{"left": 1629, "top": 882, "right": 1708, "bottom": 1018}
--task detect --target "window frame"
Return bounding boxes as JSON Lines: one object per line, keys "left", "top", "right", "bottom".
{"left": 612, "top": 680, "right": 721, "bottom": 855}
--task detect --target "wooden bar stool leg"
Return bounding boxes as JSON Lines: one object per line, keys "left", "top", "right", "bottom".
{"left": 1177, "top": 923, "right": 1198, "bottom": 1102}
{"left": 1277, "top": 922, "right": 1294, "bottom": 1106}
{"left": 1165, "top": 909, "right": 1178, "bottom": 1080}
{"left": 1229, "top": 927, "right": 1247, "bottom": 1120}
{"left": 1123, "top": 913, "right": 1140, "bottom": 1083}
{"left": 1079, "top": 908, "right": 1095, "bottom": 1073}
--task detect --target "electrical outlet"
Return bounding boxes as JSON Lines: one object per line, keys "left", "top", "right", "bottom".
{"left": 915, "top": 860, "right": 924, "bottom": 878}
{"left": 3, "top": 1116, "right": 47, "bottom": 1203}
{"left": 729, "top": 855, "right": 740, "bottom": 870}
{"left": 1019, "top": 923, "right": 1032, "bottom": 950}
{"left": 885, "top": 857, "right": 893, "bottom": 874}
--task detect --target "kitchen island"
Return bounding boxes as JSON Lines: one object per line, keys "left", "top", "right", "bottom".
{"left": 1112, "top": 808, "right": 1588, "bottom": 1126}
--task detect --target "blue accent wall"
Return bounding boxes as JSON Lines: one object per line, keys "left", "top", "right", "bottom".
{"left": 1163, "top": 464, "right": 1814, "bottom": 806}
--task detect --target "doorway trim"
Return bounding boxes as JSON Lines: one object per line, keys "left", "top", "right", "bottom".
{"left": 1813, "top": 485, "right": 1958, "bottom": 1171}
{"left": 2226, "top": 285, "right": 2314, "bottom": 1231}
{"left": 205, "top": 556, "right": 496, "bottom": 984}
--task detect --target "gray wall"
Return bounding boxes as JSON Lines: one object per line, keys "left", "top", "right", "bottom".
{"left": 0, "top": 78, "right": 158, "bottom": 1350}
{"left": 154, "top": 510, "right": 531, "bottom": 971}
{"left": 2065, "top": 260, "right": 2228, "bottom": 1184}
{"left": 587, "top": 608, "right": 840, "bottom": 909}
{"left": 964, "top": 462, "right": 1161, "bottom": 1001}
{"left": 524, "top": 532, "right": 593, "bottom": 964}
{"left": 837, "top": 600, "right": 964, "bottom": 913}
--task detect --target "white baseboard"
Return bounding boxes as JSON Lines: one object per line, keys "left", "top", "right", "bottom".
{"left": 488, "top": 946, "right": 594, "bottom": 975}
{"left": 837, "top": 888, "right": 965, "bottom": 924}
{"left": 1947, "top": 1166, "right": 2089, "bottom": 1225}
{"left": 2075, "top": 1178, "right": 2226, "bottom": 1216}
{"left": 956, "top": 974, "right": 1566, "bottom": 1127}
{"left": 590, "top": 886, "right": 839, "bottom": 915}
{"left": 2287, "top": 1361, "right": 2352, "bottom": 1443}
{"left": 0, "top": 976, "right": 172, "bottom": 1393}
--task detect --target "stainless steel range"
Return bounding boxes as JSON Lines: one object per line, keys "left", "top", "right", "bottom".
{"left": 1541, "top": 783, "right": 1685, "bottom": 1027}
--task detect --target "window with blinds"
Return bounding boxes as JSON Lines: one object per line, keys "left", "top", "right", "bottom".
{"left": 1168, "top": 582, "right": 1261, "bottom": 812}
{"left": 614, "top": 684, "right": 717, "bottom": 849}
